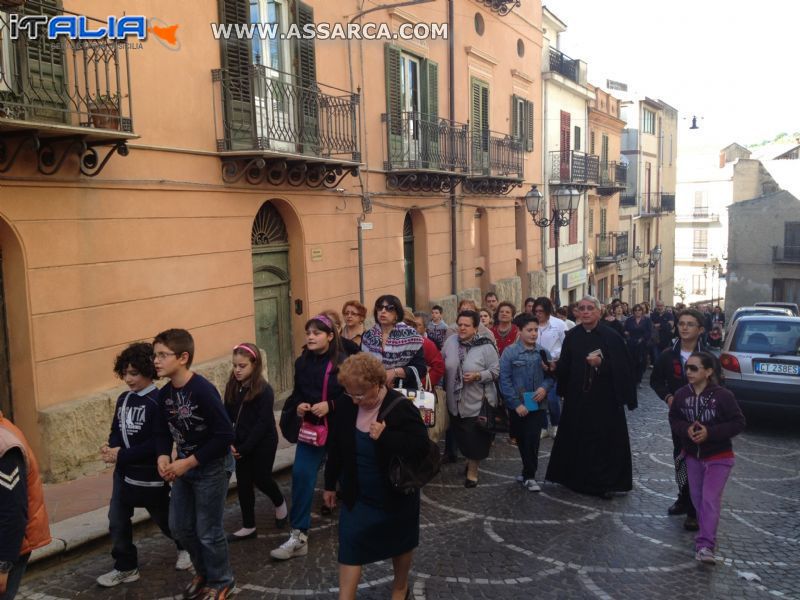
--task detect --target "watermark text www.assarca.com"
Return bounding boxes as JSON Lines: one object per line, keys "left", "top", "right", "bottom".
{"left": 211, "top": 21, "right": 448, "bottom": 41}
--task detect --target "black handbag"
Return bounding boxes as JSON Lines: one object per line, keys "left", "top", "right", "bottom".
{"left": 475, "top": 384, "right": 509, "bottom": 434}
{"left": 279, "top": 394, "right": 301, "bottom": 444}
{"left": 379, "top": 396, "right": 441, "bottom": 495}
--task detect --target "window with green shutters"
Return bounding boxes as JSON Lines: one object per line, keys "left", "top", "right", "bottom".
{"left": 511, "top": 94, "right": 534, "bottom": 152}
{"left": 294, "top": 0, "right": 318, "bottom": 152}
{"left": 20, "top": 0, "right": 66, "bottom": 123}
{"left": 471, "top": 77, "right": 490, "bottom": 173}
{"left": 601, "top": 133, "right": 609, "bottom": 166}
{"left": 220, "top": 0, "right": 255, "bottom": 149}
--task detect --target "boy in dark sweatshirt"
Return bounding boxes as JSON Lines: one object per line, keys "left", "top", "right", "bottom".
{"left": 97, "top": 342, "right": 190, "bottom": 588}
{"left": 154, "top": 329, "right": 235, "bottom": 600}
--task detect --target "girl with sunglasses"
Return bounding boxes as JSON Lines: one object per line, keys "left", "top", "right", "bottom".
{"left": 668, "top": 351, "right": 745, "bottom": 565}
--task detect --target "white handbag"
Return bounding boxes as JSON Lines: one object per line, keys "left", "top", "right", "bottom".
{"left": 395, "top": 366, "right": 437, "bottom": 428}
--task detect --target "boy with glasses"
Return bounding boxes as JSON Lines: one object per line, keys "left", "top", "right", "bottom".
{"left": 650, "top": 309, "right": 708, "bottom": 531}
{"left": 153, "top": 329, "right": 236, "bottom": 600}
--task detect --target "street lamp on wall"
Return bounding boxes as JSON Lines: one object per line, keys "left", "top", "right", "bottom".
{"left": 524, "top": 184, "right": 581, "bottom": 308}
{"left": 633, "top": 245, "right": 661, "bottom": 304}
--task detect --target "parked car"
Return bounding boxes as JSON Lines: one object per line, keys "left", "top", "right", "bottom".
{"left": 727, "top": 306, "right": 794, "bottom": 332}
{"left": 754, "top": 302, "right": 800, "bottom": 316}
{"left": 719, "top": 315, "right": 800, "bottom": 411}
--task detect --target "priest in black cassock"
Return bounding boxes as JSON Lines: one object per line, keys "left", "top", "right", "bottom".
{"left": 545, "top": 295, "right": 637, "bottom": 499}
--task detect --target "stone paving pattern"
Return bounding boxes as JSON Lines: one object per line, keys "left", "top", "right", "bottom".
{"left": 17, "top": 384, "right": 800, "bottom": 599}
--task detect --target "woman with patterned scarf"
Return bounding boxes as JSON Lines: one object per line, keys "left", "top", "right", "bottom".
{"left": 361, "top": 295, "right": 428, "bottom": 390}
{"left": 441, "top": 310, "right": 500, "bottom": 487}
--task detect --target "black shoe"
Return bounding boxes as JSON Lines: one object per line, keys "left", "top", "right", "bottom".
{"left": 275, "top": 516, "right": 288, "bottom": 528}
{"left": 320, "top": 504, "right": 333, "bottom": 516}
{"left": 667, "top": 499, "right": 688, "bottom": 516}
{"left": 183, "top": 575, "right": 206, "bottom": 599}
{"left": 464, "top": 478, "right": 478, "bottom": 488}
{"left": 683, "top": 516, "right": 699, "bottom": 531}
{"left": 441, "top": 454, "right": 458, "bottom": 465}
{"left": 226, "top": 530, "right": 256, "bottom": 543}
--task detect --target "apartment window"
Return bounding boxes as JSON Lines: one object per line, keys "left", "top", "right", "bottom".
{"left": 590, "top": 131, "right": 595, "bottom": 155}
{"left": 574, "top": 125, "right": 581, "bottom": 151}
{"left": 588, "top": 208, "right": 594, "bottom": 235}
{"left": 643, "top": 108, "right": 655, "bottom": 134}
{"left": 692, "top": 274, "right": 706, "bottom": 295}
{"left": 785, "top": 222, "right": 800, "bottom": 257}
{"left": 601, "top": 134, "right": 609, "bottom": 166}
{"left": 600, "top": 208, "right": 607, "bottom": 235}
{"left": 511, "top": 94, "right": 534, "bottom": 152}
{"left": 569, "top": 209, "right": 578, "bottom": 244}
{"left": 694, "top": 191, "right": 708, "bottom": 217}
{"left": 693, "top": 229, "right": 708, "bottom": 257}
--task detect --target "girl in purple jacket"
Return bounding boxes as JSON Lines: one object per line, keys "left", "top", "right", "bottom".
{"left": 668, "top": 351, "right": 745, "bottom": 565}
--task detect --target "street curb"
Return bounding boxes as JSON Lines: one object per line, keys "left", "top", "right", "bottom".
{"left": 30, "top": 446, "right": 296, "bottom": 565}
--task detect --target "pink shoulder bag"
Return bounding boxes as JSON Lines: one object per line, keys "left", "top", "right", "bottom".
{"left": 298, "top": 361, "right": 333, "bottom": 447}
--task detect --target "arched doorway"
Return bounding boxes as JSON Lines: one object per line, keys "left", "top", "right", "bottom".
{"left": 251, "top": 203, "right": 293, "bottom": 393}
{"left": 403, "top": 213, "right": 415, "bottom": 309}
{"left": 0, "top": 250, "right": 12, "bottom": 419}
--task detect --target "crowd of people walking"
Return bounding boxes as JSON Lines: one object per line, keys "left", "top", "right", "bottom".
{"left": 0, "top": 291, "right": 743, "bottom": 600}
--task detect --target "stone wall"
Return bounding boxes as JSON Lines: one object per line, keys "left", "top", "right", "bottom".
{"left": 38, "top": 353, "right": 266, "bottom": 483}
{"left": 527, "top": 270, "right": 548, "bottom": 300}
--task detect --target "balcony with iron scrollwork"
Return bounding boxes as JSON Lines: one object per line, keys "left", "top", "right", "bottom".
{"left": 596, "top": 161, "right": 627, "bottom": 196}
{"left": 0, "top": 11, "right": 136, "bottom": 177}
{"left": 548, "top": 150, "right": 599, "bottom": 189}
{"left": 464, "top": 127, "right": 524, "bottom": 195}
{"left": 547, "top": 48, "right": 579, "bottom": 83}
{"left": 382, "top": 111, "right": 469, "bottom": 193}
{"left": 473, "top": 0, "right": 521, "bottom": 17}
{"left": 595, "top": 232, "right": 628, "bottom": 267}
{"left": 212, "top": 65, "right": 360, "bottom": 188}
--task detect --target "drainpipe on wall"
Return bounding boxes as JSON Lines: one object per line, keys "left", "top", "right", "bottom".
{"left": 448, "top": 0, "right": 457, "bottom": 296}
{"left": 540, "top": 56, "right": 549, "bottom": 295}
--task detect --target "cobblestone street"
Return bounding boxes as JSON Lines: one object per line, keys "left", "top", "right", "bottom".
{"left": 18, "top": 384, "right": 800, "bottom": 599}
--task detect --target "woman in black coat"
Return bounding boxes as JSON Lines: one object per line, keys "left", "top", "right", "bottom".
{"left": 224, "top": 343, "right": 287, "bottom": 541}
{"left": 323, "top": 353, "right": 429, "bottom": 600}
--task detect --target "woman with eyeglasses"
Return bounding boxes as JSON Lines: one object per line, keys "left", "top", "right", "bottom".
{"left": 341, "top": 300, "right": 367, "bottom": 347}
{"left": 441, "top": 310, "right": 500, "bottom": 487}
{"left": 271, "top": 314, "right": 347, "bottom": 562}
{"left": 361, "top": 295, "right": 427, "bottom": 392}
{"left": 323, "top": 353, "right": 429, "bottom": 600}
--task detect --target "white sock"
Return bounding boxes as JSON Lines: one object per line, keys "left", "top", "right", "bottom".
{"left": 275, "top": 501, "right": 288, "bottom": 520}
{"left": 233, "top": 527, "right": 255, "bottom": 537}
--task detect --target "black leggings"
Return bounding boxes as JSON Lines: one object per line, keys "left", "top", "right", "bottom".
{"left": 235, "top": 443, "right": 285, "bottom": 528}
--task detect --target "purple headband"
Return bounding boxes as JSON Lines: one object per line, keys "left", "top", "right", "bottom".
{"left": 312, "top": 314, "right": 334, "bottom": 329}
{"left": 233, "top": 344, "right": 258, "bottom": 359}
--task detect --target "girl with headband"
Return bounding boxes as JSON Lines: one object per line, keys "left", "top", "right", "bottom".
{"left": 223, "top": 342, "right": 288, "bottom": 541}
{"left": 271, "top": 314, "right": 348, "bottom": 561}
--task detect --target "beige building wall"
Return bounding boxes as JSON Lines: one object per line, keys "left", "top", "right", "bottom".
{"left": 0, "top": 0, "right": 545, "bottom": 478}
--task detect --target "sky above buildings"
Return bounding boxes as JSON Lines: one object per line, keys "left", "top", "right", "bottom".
{"left": 545, "top": 0, "right": 800, "bottom": 155}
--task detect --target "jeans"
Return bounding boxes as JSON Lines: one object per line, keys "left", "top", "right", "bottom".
{"left": 541, "top": 384, "right": 561, "bottom": 430}
{"left": 0, "top": 552, "right": 29, "bottom": 600}
{"left": 685, "top": 455, "right": 735, "bottom": 551}
{"left": 513, "top": 409, "right": 547, "bottom": 479}
{"left": 169, "top": 454, "right": 235, "bottom": 589}
{"left": 289, "top": 442, "right": 327, "bottom": 532}
{"left": 108, "top": 472, "right": 179, "bottom": 570}
{"left": 235, "top": 446, "right": 285, "bottom": 528}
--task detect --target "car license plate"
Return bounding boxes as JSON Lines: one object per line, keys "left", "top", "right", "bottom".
{"left": 754, "top": 362, "right": 800, "bottom": 376}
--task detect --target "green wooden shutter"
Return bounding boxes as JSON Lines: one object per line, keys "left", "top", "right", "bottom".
{"left": 295, "top": 1, "right": 319, "bottom": 154}
{"left": 384, "top": 44, "right": 402, "bottom": 165}
{"left": 22, "top": 0, "right": 66, "bottom": 123}
{"left": 511, "top": 95, "right": 520, "bottom": 139}
{"left": 220, "top": 0, "right": 253, "bottom": 150}
{"left": 471, "top": 77, "right": 489, "bottom": 174}
{"left": 525, "top": 99, "right": 534, "bottom": 152}
{"left": 421, "top": 59, "right": 439, "bottom": 169}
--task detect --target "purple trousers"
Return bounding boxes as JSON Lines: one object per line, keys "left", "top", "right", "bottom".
{"left": 685, "top": 454, "right": 734, "bottom": 551}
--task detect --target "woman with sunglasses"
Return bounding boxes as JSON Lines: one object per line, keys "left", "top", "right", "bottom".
{"left": 669, "top": 351, "right": 744, "bottom": 565}
{"left": 361, "top": 295, "right": 427, "bottom": 392}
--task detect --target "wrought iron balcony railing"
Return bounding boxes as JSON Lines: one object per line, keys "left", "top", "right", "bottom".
{"left": 773, "top": 246, "right": 800, "bottom": 263}
{"left": 549, "top": 150, "right": 599, "bottom": 186}
{"left": 471, "top": 127, "right": 524, "bottom": 179}
{"left": 676, "top": 211, "right": 720, "bottom": 223}
{"left": 620, "top": 194, "right": 637, "bottom": 207}
{"left": 596, "top": 232, "right": 629, "bottom": 264}
{"left": 598, "top": 161, "right": 627, "bottom": 186}
{"left": 660, "top": 193, "right": 675, "bottom": 213}
{"left": 383, "top": 111, "right": 469, "bottom": 173}
{"left": 213, "top": 65, "right": 359, "bottom": 160}
{"left": 0, "top": 12, "right": 133, "bottom": 132}
{"left": 548, "top": 47, "right": 579, "bottom": 83}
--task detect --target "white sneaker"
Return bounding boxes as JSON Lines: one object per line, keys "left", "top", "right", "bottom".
{"left": 175, "top": 549, "right": 192, "bottom": 571}
{"left": 96, "top": 568, "right": 140, "bottom": 587}
{"left": 524, "top": 479, "right": 541, "bottom": 492}
{"left": 695, "top": 547, "right": 717, "bottom": 564}
{"left": 270, "top": 529, "right": 308, "bottom": 560}
{"left": 540, "top": 429, "right": 549, "bottom": 440}
{"left": 549, "top": 425, "right": 558, "bottom": 438}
